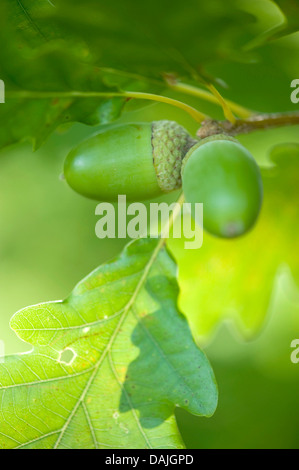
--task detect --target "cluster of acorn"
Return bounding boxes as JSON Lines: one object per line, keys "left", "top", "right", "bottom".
{"left": 64, "top": 120, "right": 263, "bottom": 238}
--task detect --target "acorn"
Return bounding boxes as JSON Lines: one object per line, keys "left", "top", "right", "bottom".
{"left": 181, "top": 134, "right": 263, "bottom": 238}
{"left": 64, "top": 120, "right": 196, "bottom": 201}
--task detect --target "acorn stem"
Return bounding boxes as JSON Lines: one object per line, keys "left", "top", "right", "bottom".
{"left": 7, "top": 90, "right": 207, "bottom": 123}
{"left": 205, "top": 84, "right": 237, "bottom": 124}
{"left": 123, "top": 92, "right": 207, "bottom": 122}
{"left": 165, "top": 80, "right": 253, "bottom": 119}
{"left": 197, "top": 112, "right": 299, "bottom": 139}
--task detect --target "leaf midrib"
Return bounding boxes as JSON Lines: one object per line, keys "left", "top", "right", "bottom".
{"left": 16, "top": 0, "right": 47, "bottom": 40}
{"left": 52, "top": 238, "right": 165, "bottom": 449}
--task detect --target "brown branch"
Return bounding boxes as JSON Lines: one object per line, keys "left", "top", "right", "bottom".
{"left": 197, "top": 112, "right": 299, "bottom": 139}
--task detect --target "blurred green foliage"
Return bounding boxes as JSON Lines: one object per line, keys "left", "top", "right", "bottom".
{"left": 0, "top": 0, "right": 298, "bottom": 148}
{"left": 177, "top": 271, "right": 299, "bottom": 449}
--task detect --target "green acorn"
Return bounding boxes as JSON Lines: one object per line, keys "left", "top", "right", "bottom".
{"left": 64, "top": 121, "right": 196, "bottom": 201}
{"left": 181, "top": 134, "right": 263, "bottom": 238}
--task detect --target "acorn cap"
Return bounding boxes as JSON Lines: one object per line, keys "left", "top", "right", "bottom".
{"left": 152, "top": 120, "right": 196, "bottom": 192}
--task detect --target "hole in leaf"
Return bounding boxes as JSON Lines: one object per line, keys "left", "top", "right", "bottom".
{"left": 59, "top": 348, "right": 77, "bottom": 365}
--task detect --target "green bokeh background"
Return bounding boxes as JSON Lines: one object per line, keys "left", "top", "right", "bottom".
{"left": 1, "top": 95, "right": 299, "bottom": 448}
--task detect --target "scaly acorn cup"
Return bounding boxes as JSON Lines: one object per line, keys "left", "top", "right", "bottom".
{"left": 181, "top": 134, "right": 263, "bottom": 238}
{"left": 64, "top": 121, "right": 196, "bottom": 201}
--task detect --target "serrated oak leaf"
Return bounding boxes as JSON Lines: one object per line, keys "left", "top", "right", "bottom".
{"left": 0, "top": 238, "right": 217, "bottom": 449}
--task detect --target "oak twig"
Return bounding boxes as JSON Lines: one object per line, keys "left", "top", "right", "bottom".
{"left": 197, "top": 112, "right": 299, "bottom": 139}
